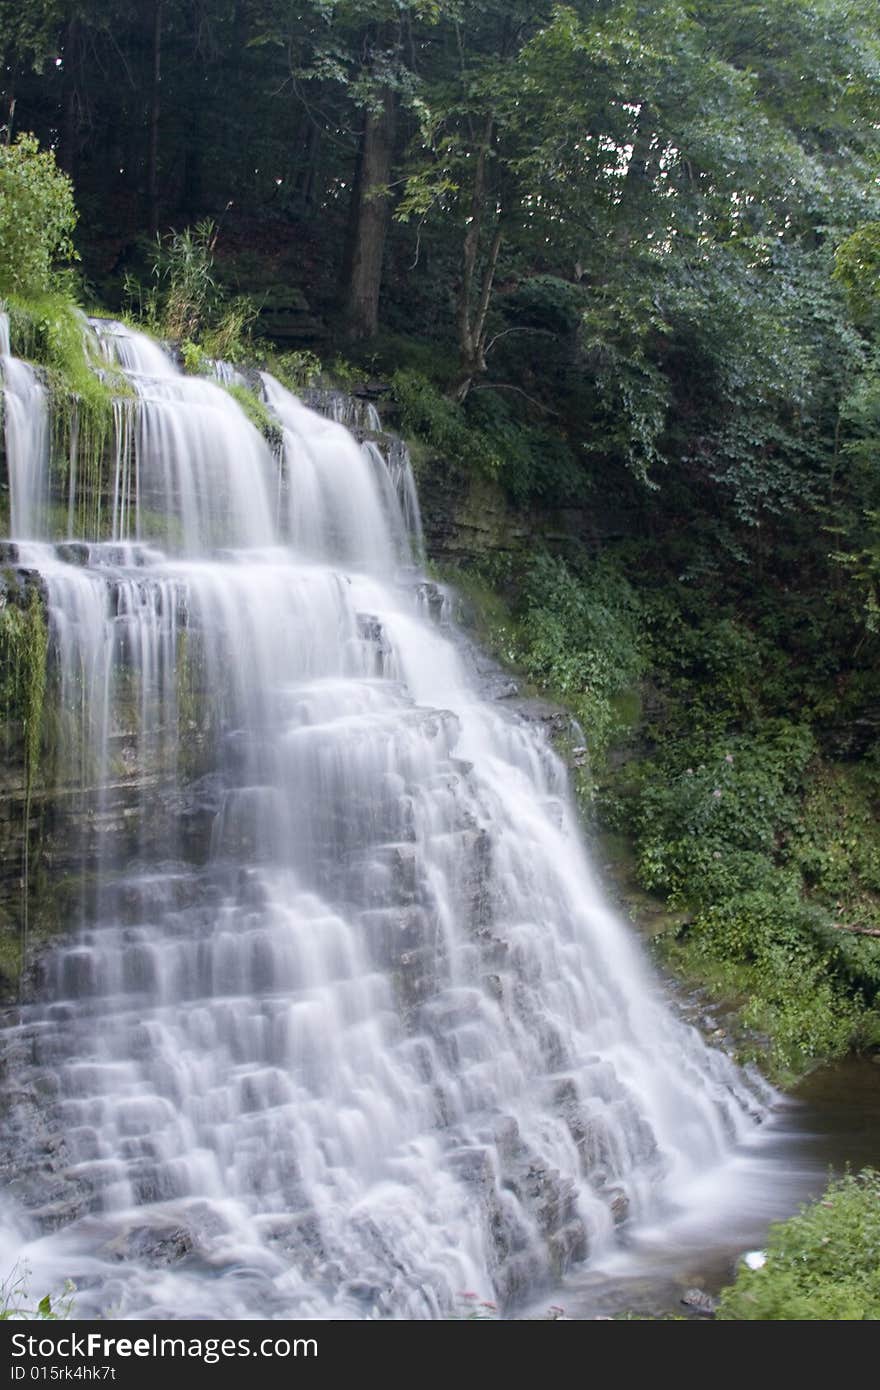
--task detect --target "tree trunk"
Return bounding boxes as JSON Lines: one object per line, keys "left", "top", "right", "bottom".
{"left": 614, "top": 112, "right": 654, "bottom": 252}
{"left": 342, "top": 87, "right": 396, "bottom": 342}
{"left": 59, "top": 19, "right": 81, "bottom": 178}
{"left": 830, "top": 922, "right": 880, "bottom": 938}
{"left": 4, "top": 76, "right": 15, "bottom": 144}
{"left": 147, "top": 0, "right": 163, "bottom": 237}
{"left": 453, "top": 114, "right": 501, "bottom": 402}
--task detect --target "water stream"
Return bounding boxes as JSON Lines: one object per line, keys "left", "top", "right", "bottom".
{"left": 0, "top": 316, "right": 857, "bottom": 1320}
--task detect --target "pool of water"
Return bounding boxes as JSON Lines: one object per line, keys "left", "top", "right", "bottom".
{"left": 528, "top": 1056, "right": 880, "bottom": 1320}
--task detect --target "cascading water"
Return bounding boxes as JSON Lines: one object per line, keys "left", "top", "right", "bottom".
{"left": 1, "top": 314, "right": 50, "bottom": 539}
{"left": 0, "top": 318, "right": 774, "bottom": 1319}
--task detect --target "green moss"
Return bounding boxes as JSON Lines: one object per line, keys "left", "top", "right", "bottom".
{"left": 0, "top": 587, "right": 47, "bottom": 777}
{"left": 0, "top": 586, "right": 48, "bottom": 991}
{"left": 8, "top": 291, "right": 128, "bottom": 410}
{"left": 4, "top": 291, "right": 132, "bottom": 539}
{"left": 223, "top": 382, "right": 283, "bottom": 453}
{"left": 0, "top": 918, "right": 23, "bottom": 992}
{"left": 174, "top": 628, "right": 213, "bottom": 778}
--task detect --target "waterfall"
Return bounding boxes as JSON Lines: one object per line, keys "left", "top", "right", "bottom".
{"left": 0, "top": 323, "right": 771, "bottom": 1319}
{"left": 1, "top": 313, "right": 50, "bottom": 539}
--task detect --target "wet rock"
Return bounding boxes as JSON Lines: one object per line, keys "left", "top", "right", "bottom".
{"left": 681, "top": 1287, "right": 718, "bottom": 1316}
{"left": 415, "top": 582, "right": 447, "bottom": 626}
{"left": 0, "top": 565, "right": 47, "bottom": 608}
{"left": 511, "top": 698, "right": 574, "bottom": 740}
{"left": 356, "top": 612, "right": 388, "bottom": 646}
{"left": 360, "top": 905, "right": 436, "bottom": 967}
{"left": 606, "top": 1186, "right": 630, "bottom": 1225}
{"left": 549, "top": 1220, "right": 588, "bottom": 1274}
{"left": 55, "top": 542, "right": 90, "bottom": 567}
{"left": 449, "top": 1146, "right": 494, "bottom": 1185}
{"left": 104, "top": 1223, "right": 194, "bottom": 1266}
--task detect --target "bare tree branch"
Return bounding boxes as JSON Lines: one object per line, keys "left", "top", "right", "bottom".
{"left": 470, "top": 383, "right": 559, "bottom": 415}
{"left": 830, "top": 922, "right": 880, "bottom": 938}
{"left": 485, "top": 326, "right": 556, "bottom": 357}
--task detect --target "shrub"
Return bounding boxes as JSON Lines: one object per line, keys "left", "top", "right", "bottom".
{"left": 151, "top": 219, "right": 218, "bottom": 341}
{"left": 512, "top": 554, "right": 645, "bottom": 758}
{"left": 269, "top": 349, "right": 322, "bottom": 391}
{"left": 391, "top": 369, "right": 500, "bottom": 476}
{"left": 717, "top": 1170, "right": 880, "bottom": 1320}
{"left": 0, "top": 135, "right": 78, "bottom": 299}
{"left": 634, "top": 722, "right": 814, "bottom": 903}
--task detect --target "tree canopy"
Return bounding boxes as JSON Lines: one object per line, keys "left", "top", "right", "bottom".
{"left": 2, "top": 0, "right": 879, "bottom": 523}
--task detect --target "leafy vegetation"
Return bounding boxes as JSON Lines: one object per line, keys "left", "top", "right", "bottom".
{"left": 717, "top": 1170, "right": 880, "bottom": 1320}
{"left": 0, "top": 135, "right": 77, "bottom": 299}
{"left": 0, "top": 1265, "right": 74, "bottom": 1321}
{"left": 123, "top": 219, "right": 259, "bottom": 366}
{"left": 222, "top": 383, "right": 283, "bottom": 453}
{"left": 0, "top": 584, "right": 48, "bottom": 785}
{"left": 4, "top": 288, "right": 125, "bottom": 540}
{"left": 510, "top": 555, "right": 645, "bottom": 758}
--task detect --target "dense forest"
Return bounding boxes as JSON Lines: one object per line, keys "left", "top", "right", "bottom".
{"left": 2, "top": 0, "right": 880, "bottom": 1321}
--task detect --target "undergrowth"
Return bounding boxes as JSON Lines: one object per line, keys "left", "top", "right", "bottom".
{"left": 717, "top": 1169, "right": 880, "bottom": 1319}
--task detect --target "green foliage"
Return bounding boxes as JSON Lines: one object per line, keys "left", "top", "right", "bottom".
{"left": 223, "top": 383, "right": 283, "bottom": 452}
{"left": 0, "top": 135, "right": 77, "bottom": 300}
{"left": 634, "top": 723, "right": 814, "bottom": 902}
{"left": 0, "top": 1265, "right": 74, "bottom": 1321}
{"left": 834, "top": 223, "right": 880, "bottom": 323}
{"left": 126, "top": 220, "right": 258, "bottom": 365}
{"left": 180, "top": 339, "right": 206, "bottom": 375}
{"left": 794, "top": 766, "right": 880, "bottom": 903}
{"left": 830, "top": 358, "right": 880, "bottom": 633}
{"left": 152, "top": 219, "right": 219, "bottom": 342}
{"left": 326, "top": 356, "right": 364, "bottom": 391}
{"left": 512, "top": 554, "right": 645, "bottom": 759}
{"left": 201, "top": 298, "right": 260, "bottom": 365}
{"left": 580, "top": 293, "right": 670, "bottom": 488}
{"left": 465, "top": 390, "right": 585, "bottom": 504}
{"left": 717, "top": 1170, "right": 880, "bottom": 1320}
{"left": 669, "top": 892, "right": 863, "bottom": 1076}
{"left": 391, "top": 370, "right": 500, "bottom": 476}
{"left": 270, "top": 350, "right": 323, "bottom": 392}
{"left": 391, "top": 366, "right": 585, "bottom": 502}
{"left": 622, "top": 710, "right": 880, "bottom": 1076}
{"left": 0, "top": 587, "right": 48, "bottom": 787}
